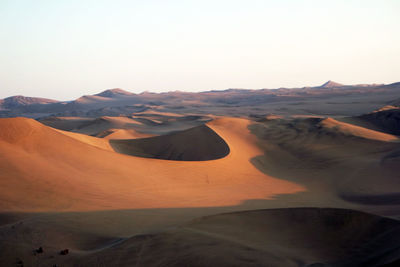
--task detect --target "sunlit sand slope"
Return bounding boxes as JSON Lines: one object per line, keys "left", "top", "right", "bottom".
{"left": 0, "top": 117, "right": 303, "bottom": 211}
{"left": 96, "top": 128, "right": 152, "bottom": 139}
{"left": 321, "top": 118, "right": 398, "bottom": 142}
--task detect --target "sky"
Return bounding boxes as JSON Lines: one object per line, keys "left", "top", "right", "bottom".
{"left": 0, "top": 0, "right": 399, "bottom": 100}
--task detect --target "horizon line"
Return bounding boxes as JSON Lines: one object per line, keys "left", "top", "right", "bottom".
{"left": 1, "top": 80, "right": 397, "bottom": 101}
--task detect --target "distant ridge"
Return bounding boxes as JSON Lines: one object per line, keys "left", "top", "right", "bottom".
{"left": 0, "top": 95, "right": 58, "bottom": 109}
{"left": 320, "top": 80, "right": 344, "bottom": 88}
{"left": 1, "top": 81, "right": 399, "bottom": 118}
{"left": 95, "top": 88, "right": 134, "bottom": 98}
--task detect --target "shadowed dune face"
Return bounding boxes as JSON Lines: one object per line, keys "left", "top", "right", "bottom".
{"left": 75, "top": 208, "right": 400, "bottom": 267}
{"left": 2, "top": 208, "right": 399, "bottom": 266}
{"left": 0, "top": 117, "right": 304, "bottom": 211}
{"left": 37, "top": 116, "right": 95, "bottom": 131}
{"left": 357, "top": 107, "right": 400, "bottom": 135}
{"left": 248, "top": 117, "right": 400, "bottom": 216}
{"left": 110, "top": 125, "right": 230, "bottom": 161}
{"left": 320, "top": 117, "right": 399, "bottom": 142}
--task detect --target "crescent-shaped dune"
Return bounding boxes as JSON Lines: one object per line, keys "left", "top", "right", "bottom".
{"left": 0, "top": 117, "right": 304, "bottom": 212}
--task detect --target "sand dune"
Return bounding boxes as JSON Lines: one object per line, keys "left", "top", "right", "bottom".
{"left": 40, "top": 114, "right": 213, "bottom": 137}
{"left": 55, "top": 128, "right": 113, "bottom": 151}
{"left": 2, "top": 82, "right": 400, "bottom": 267}
{"left": 374, "top": 105, "right": 400, "bottom": 112}
{"left": 96, "top": 128, "right": 153, "bottom": 139}
{"left": 129, "top": 113, "right": 213, "bottom": 135}
{"left": 0, "top": 117, "right": 303, "bottom": 211}
{"left": 249, "top": 117, "right": 400, "bottom": 216}
{"left": 133, "top": 110, "right": 185, "bottom": 117}
{"left": 357, "top": 107, "right": 400, "bottom": 135}
{"left": 2, "top": 208, "right": 399, "bottom": 266}
{"left": 74, "top": 208, "right": 400, "bottom": 267}
{"left": 4, "top": 116, "right": 399, "bottom": 213}
{"left": 39, "top": 116, "right": 144, "bottom": 135}
{"left": 320, "top": 117, "right": 399, "bottom": 142}
{"left": 1, "top": 113, "right": 400, "bottom": 266}
{"left": 70, "top": 116, "right": 143, "bottom": 135}
{"left": 38, "top": 116, "right": 95, "bottom": 131}
{"left": 110, "top": 125, "right": 230, "bottom": 160}
{"left": 100, "top": 116, "right": 143, "bottom": 124}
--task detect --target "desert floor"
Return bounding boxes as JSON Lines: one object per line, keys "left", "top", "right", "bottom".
{"left": 1, "top": 109, "right": 400, "bottom": 266}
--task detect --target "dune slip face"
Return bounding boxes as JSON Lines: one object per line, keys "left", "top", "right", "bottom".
{"left": 109, "top": 125, "right": 230, "bottom": 161}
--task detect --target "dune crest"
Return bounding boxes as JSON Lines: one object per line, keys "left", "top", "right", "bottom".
{"left": 320, "top": 117, "right": 399, "bottom": 142}
{"left": 97, "top": 128, "right": 153, "bottom": 139}
{"left": 0, "top": 117, "right": 304, "bottom": 211}
{"left": 55, "top": 129, "right": 113, "bottom": 151}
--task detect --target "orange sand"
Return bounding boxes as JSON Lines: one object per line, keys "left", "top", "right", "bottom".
{"left": 0, "top": 117, "right": 304, "bottom": 212}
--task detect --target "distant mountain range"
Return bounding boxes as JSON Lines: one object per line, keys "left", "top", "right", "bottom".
{"left": 0, "top": 95, "right": 58, "bottom": 108}
{"left": 1, "top": 81, "right": 399, "bottom": 118}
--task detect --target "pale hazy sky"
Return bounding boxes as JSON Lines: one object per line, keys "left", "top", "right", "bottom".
{"left": 0, "top": 0, "right": 399, "bottom": 100}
